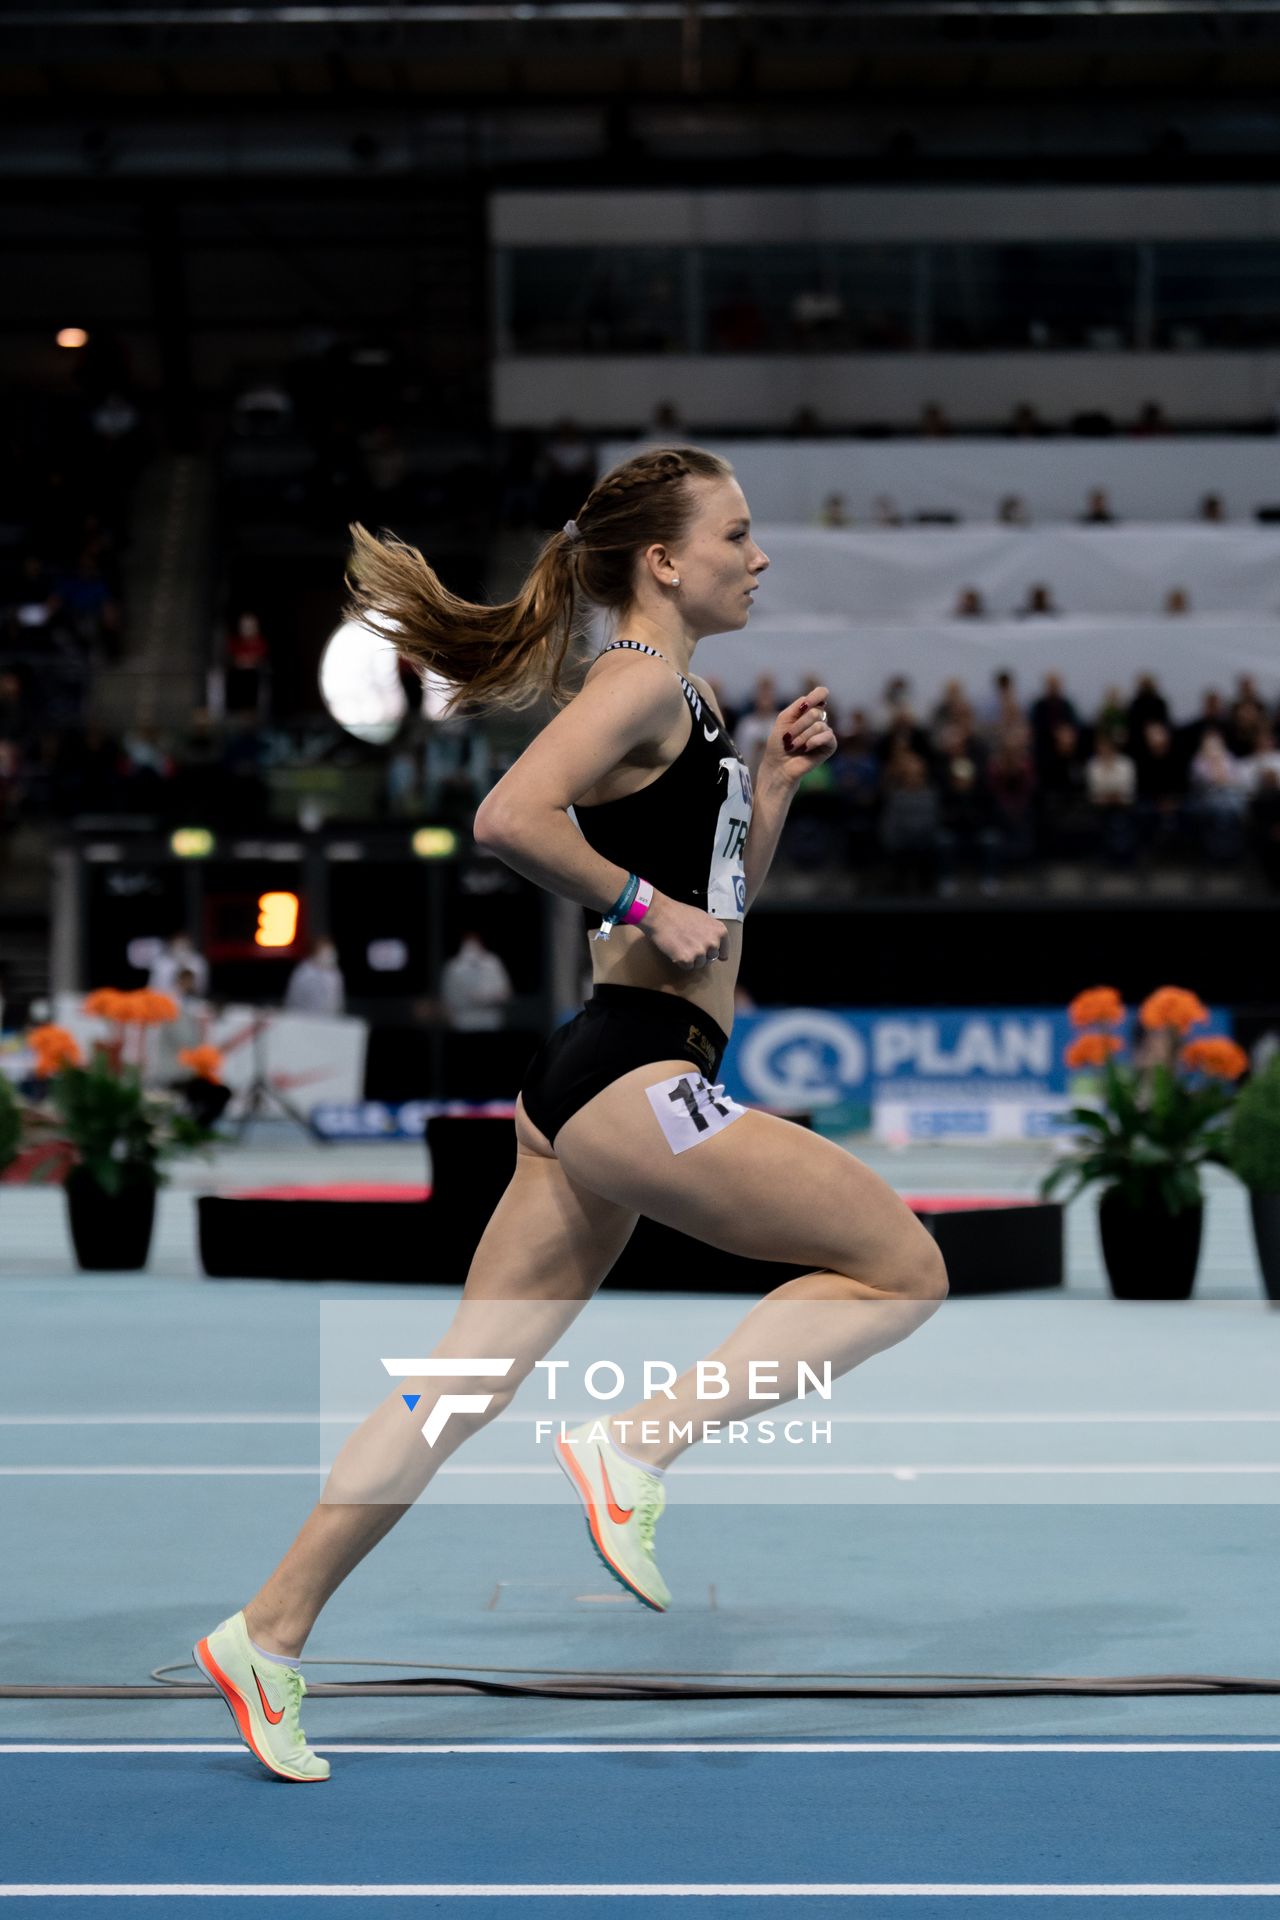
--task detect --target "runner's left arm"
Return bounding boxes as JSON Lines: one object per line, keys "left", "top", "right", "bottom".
{"left": 743, "top": 687, "right": 836, "bottom": 910}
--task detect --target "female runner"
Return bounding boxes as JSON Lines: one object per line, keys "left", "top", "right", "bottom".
{"left": 194, "top": 444, "right": 948, "bottom": 1781}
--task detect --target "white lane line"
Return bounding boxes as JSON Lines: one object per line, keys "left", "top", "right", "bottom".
{"left": 2, "top": 1464, "right": 1279, "bottom": 1478}
{"left": 2, "top": 1883, "right": 1279, "bottom": 1898}
{"left": 2, "top": 1742, "right": 1279, "bottom": 1755}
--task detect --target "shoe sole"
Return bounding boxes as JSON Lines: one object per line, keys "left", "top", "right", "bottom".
{"left": 192, "top": 1636, "right": 327, "bottom": 1783}
{"left": 553, "top": 1437, "right": 668, "bottom": 1613}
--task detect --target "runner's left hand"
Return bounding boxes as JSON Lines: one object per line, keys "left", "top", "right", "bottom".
{"left": 759, "top": 687, "right": 837, "bottom": 786}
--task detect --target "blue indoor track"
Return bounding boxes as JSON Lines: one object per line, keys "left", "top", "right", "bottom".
{"left": 2, "top": 1141, "right": 1278, "bottom": 1915}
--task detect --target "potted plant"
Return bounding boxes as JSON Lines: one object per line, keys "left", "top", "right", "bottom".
{"left": 0, "top": 1070, "right": 20, "bottom": 1177}
{"left": 1224, "top": 1054, "right": 1280, "bottom": 1302}
{"left": 24, "top": 990, "right": 225, "bottom": 1272}
{"left": 1041, "top": 985, "right": 1248, "bottom": 1299}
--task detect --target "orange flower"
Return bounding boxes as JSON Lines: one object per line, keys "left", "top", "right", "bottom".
{"left": 1067, "top": 987, "right": 1126, "bottom": 1029}
{"left": 1065, "top": 1032, "right": 1125, "bottom": 1070}
{"left": 1179, "top": 1037, "right": 1249, "bottom": 1081}
{"left": 1139, "top": 986, "right": 1210, "bottom": 1034}
{"left": 116, "top": 989, "right": 180, "bottom": 1025}
{"left": 27, "top": 1024, "right": 83, "bottom": 1076}
{"left": 82, "top": 987, "right": 130, "bottom": 1021}
{"left": 178, "top": 1044, "right": 224, "bottom": 1083}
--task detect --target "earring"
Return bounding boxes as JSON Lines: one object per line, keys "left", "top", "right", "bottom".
{"left": 671, "top": 575, "right": 681, "bottom": 587}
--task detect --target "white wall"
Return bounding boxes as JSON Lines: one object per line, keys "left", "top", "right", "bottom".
{"left": 495, "top": 353, "right": 1280, "bottom": 432}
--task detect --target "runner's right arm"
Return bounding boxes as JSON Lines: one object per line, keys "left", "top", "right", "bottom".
{"left": 473, "top": 658, "right": 728, "bottom": 969}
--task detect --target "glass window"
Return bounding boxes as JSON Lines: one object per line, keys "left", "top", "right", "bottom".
{"left": 504, "top": 246, "right": 686, "bottom": 354}
{"left": 1153, "top": 242, "right": 1280, "bottom": 349}
{"left": 930, "top": 243, "right": 1138, "bottom": 350}
{"left": 702, "top": 245, "right": 915, "bottom": 352}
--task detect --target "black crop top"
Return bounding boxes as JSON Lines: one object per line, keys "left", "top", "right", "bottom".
{"left": 573, "top": 639, "right": 755, "bottom": 927}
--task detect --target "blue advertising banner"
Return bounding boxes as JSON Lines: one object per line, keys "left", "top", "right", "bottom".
{"left": 720, "top": 1005, "right": 1232, "bottom": 1126}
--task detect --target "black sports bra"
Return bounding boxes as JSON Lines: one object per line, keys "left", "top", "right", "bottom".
{"left": 573, "top": 640, "right": 754, "bottom": 925}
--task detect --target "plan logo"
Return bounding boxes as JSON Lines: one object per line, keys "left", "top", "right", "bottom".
{"left": 381, "top": 1356, "right": 514, "bottom": 1445}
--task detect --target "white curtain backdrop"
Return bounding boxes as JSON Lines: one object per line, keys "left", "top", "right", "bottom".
{"left": 695, "top": 611, "right": 1280, "bottom": 717}
{"left": 601, "top": 437, "right": 1280, "bottom": 527}
{"left": 706, "top": 525, "right": 1280, "bottom": 621}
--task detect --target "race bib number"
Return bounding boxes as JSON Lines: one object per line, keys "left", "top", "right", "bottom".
{"left": 646, "top": 1072, "right": 746, "bottom": 1155}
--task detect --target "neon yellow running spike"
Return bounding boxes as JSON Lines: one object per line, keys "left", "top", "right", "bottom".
{"left": 554, "top": 1420, "right": 671, "bottom": 1611}
{"left": 193, "top": 1611, "right": 329, "bottom": 1782}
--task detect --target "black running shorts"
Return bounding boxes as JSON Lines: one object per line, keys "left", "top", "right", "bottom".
{"left": 520, "top": 985, "right": 730, "bottom": 1146}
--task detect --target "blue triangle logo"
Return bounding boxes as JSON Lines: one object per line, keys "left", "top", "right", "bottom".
{"left": 402, "top": 1393, "right": 421, "bottom": 1411}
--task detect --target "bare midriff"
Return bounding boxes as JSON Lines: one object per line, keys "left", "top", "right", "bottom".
{"left": 589, "top": 916, "right": 742, "bottom": 1040}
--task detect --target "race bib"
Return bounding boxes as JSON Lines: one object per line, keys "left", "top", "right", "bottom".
{"left": 646, "top": 1072, "right": 746, "bottom": 1155}
{"left": 706, "top": 757, "right": 753, "bottom": 921}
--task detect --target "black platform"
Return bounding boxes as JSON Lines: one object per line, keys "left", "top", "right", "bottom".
{"left": 198, "top": 1116, "right": 1062, "bottom": 1294}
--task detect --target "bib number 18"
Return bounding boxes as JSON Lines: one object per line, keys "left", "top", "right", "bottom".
{"left": 646, "top": 1072, "right": 746, "bottom": 1155}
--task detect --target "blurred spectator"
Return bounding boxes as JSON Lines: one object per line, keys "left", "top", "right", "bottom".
{"left": 1005, "top": 402, "right": 1048, "bottom": 439}
{"left": 1242, "top": 726, "right": 1280, "bottom": 795}
{"left": 1164, "top": 586, "right": 1192, "bottom": 616}
{"left": 1177, "top": 688, "right": 1227, "bottom": 762}
{"left": 150, "top": 966, "right": 206, "bottom": 1085}
{"left": 786, "top": 406, "right": 824, "bottom": 439}
{"left": 650, "top": 401, "right": 685, "bottom": 437}
{"left": 984, "top": 726, "right": 1037, "bottom": 866}
{"left": 536, "top": 419, "right": 596, "bottom": 528}
{"left": 119, "top": 724, "right": 174, "bottom": 806}
{"left": 1134, "top": 720, "right": 1186, "bottom": 851}
{"left": 1250, "top": 769, "right": 1280, "bottom": 887}
{"left": 13, "top": 556, "right": 59, "bottom": 633}
{"left": 1127, "top": 674, "right": 1170, "bottom": 737}
{"left": 979, "top": 669, "right": 1024, "bottom": 739}
{"left": 998, "top": 493, "right": 1030, "bottom": 525}
{"left": 1189, "top": 728, "right": 1248, "bottom": 860}
{"left": 440, "top": 931, "right": 513, "bottom": 1032}
{"left": 284, "top": 938, "right": 346, "bottom": 1017}
{"left": 1029, "top": 673, "right": 1078, "bottom": 756}
{"left": 936, "top": 744, "right": 1001, "bottom": 891}
{"left": 149, "top": 932, "right": 209, "bottom": 999}
{"left": 877, "top": 751, "right": 939, "bottom": 893}
{"left": 232, "top": 374, "right": 293, "bottom": 439}
{"left": 734, "top": 674, "right": 781, "bottom": 776}
{"left": 1080, "top": 487, "right": 1117, "bottom": 525}
{"left": 790, "top": 278, "right": 847, "bottom": 349}
{"left": 919, "top": 402, "right": 952, "bottom": 439}
{"left": 1130, "top": 401, "right": 1171, "bottom": 438}
{"left": 953, "top": 586, "right": 987, "bottom": 618}
{"left": 1095, "top": 685, "right": 1128, "bottom": 748}
{"left": 1085, "top": 730, "right": 1139, "bottom": 862}
{"left": 872, "top": 494, "right": 902, "bottom": 527}
{"left": 1016, "top": 583, "right": 1060, "bottom": 617}
{"left": 878, "top": 674, "right": 916, "bottom": 732}
{"left": 929, "top": 682, "right": 978, "bottom": 747}
{"left": 1036, "top": 721, "right": 1091, "bottom": 854}
{"left": 225, "top": 612, "right": 270, "bottom": 718}
{"left": 1229, "top": 676, "right": 1268, "bottom": 756}
{"left": 1199, "top": 492, "right": 1227, "bottom": 523}
{"left": 819, "top": 492, "right": 852, "bottom": 528}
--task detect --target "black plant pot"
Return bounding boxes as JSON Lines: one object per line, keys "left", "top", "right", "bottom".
{"left": 1249, "top": 1192, "right": 1280, "bottom": 1303}
{"left": 1097, "top": 1187, "right": 1203, "bottom": 1300}
{"left": 65, "top": 1168, "right": 157, "bottom": 1272}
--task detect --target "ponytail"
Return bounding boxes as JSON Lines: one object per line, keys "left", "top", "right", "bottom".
{"left": 345, "top": 442, "right": 733, "bottom": 715}
{"left": 345, "top": 521, "right": 583, "bottom": 716}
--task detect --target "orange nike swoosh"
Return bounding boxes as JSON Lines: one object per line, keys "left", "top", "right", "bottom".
{"left": 252, "top": 1666, "right": 285, "bottom": 1725}
{"left": 598, "top": 1452, "right": 633, "bottom": 1525}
